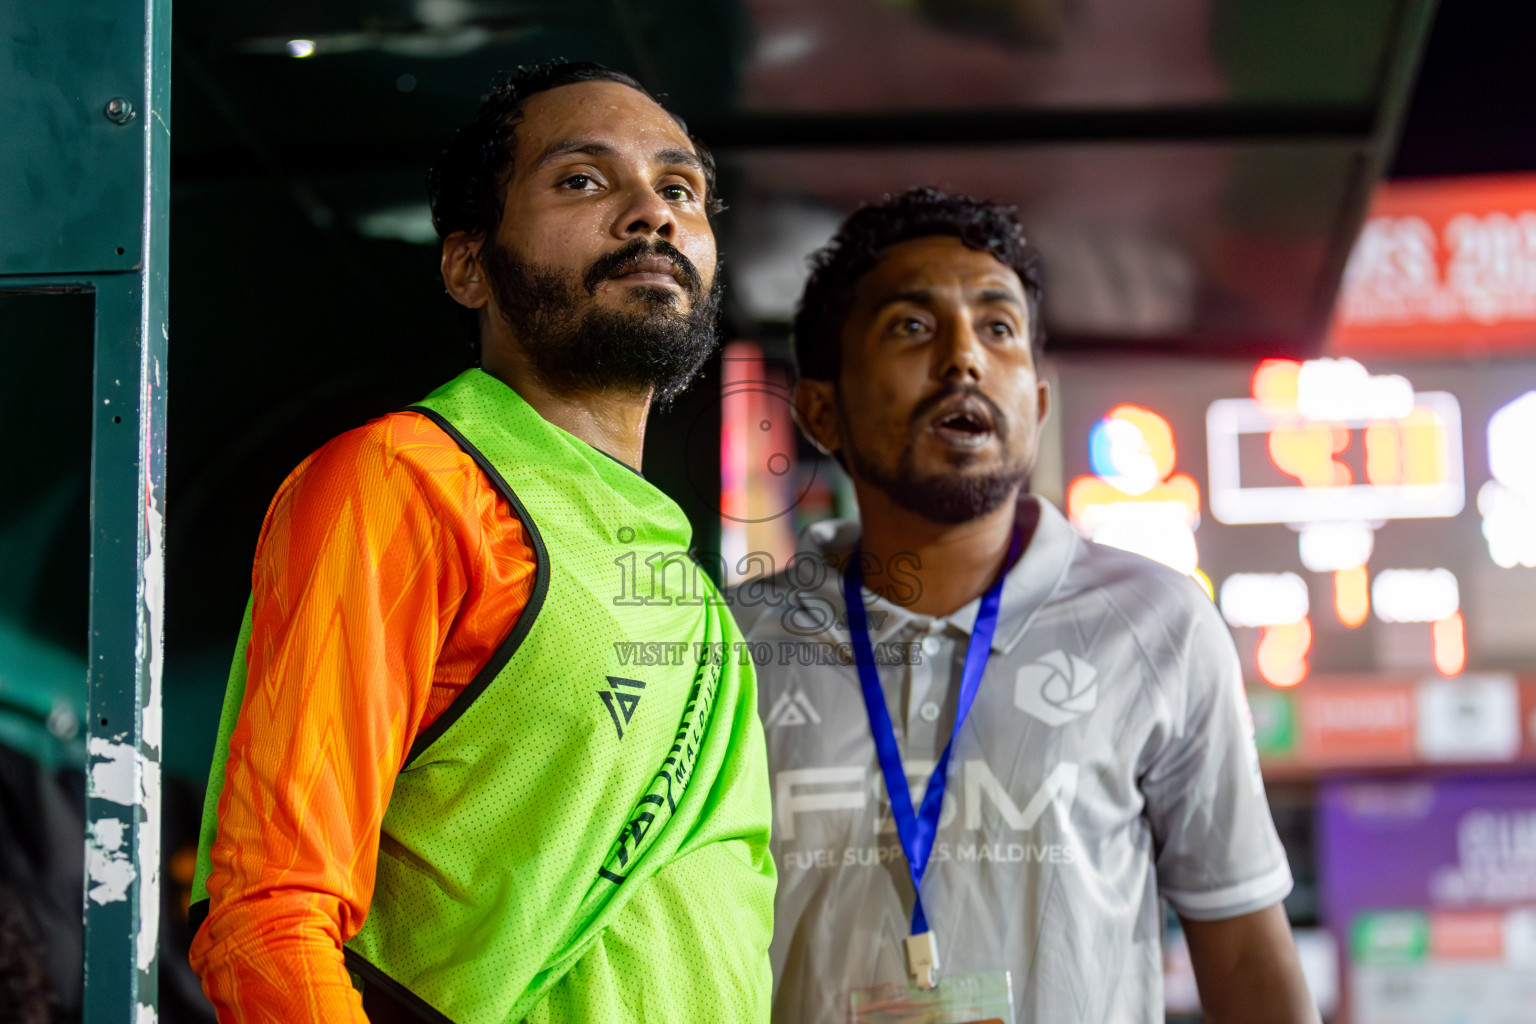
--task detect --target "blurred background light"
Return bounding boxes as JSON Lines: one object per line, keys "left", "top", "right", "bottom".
{"left": 1221, "top": 572, "right": 1309, "bottom": 628}
{"left": 1251, "top": 358, "right": 1302, "bottom": 413}
{"left": 1257, "top": 617, "right": 1312, "bottom": 688}
{"left": 1088, "top": 502, "right": 1200, "bottom": 576}
{"left": 1487, "top": 391, "right": 1536, "bottom": 492}
{"left": 1297, "top": 357, "right": 1415, "bottom": 422}
{"left": 1299, "top": 521, "right": 1375, "bottom": 572}
{"left": 1334, "top": 566, "right": 1371, "bottom": 628}
{"left": 1479, "top": 390, "right": 1536, "bottom": 568}
{"left": 1088, "top": 404, "right": 1175, "bottom": 495}
{"left": 1372, "top": 568, "right": 1460, "bottom": 623}
{"left": 1431, "top": 612, "right": 1466, "bottom": 677}
{"left": 1071, "top": 404, "right": 1205, "bottom": 582}
{"left": 353, "top": 203, "right": 438, "bottom": 245}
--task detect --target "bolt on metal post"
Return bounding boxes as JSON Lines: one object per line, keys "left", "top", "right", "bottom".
{"left": 103, "top": 97, "right": 135, "bottom": 124}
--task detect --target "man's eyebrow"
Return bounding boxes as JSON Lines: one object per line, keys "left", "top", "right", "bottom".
{"left": 977, "top": 288, "right": 1025, "bottom": 307}
{"left": 532, "top": 139, "right": 703, "bottom": 175}
{"left": 875, "top": 287, "right": 1024, "bottom": 312}
{"left": 654, "top": 147, "right": 703, "bottom": 172}
{"left": 533, "top": 138, "right": 618, "bottom": 169}
{"left": 877, "top": 289, "right": 933, "bottom": 310}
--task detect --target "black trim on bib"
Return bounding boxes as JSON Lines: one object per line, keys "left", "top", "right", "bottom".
{"left": 592, "top": 443, "right": 643, "bottom": 477}
{"left": 188, "top": 897, "right": 209, "bottom": 935}
{"left": 402, "top": 406, "right": 552, "bottom": 766}
{"left": 345, "top": 948, "right": 457, "bottom": 1024}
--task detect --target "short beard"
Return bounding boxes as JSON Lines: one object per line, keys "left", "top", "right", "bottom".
{"left": 481, "top": 237, "right": 723, "bottom": 403}
{"left": 842, "top": 386, "right": 1030, "bottom": 525}
{"left": 851, "top": 449, "right": 1028, "bottom": 524}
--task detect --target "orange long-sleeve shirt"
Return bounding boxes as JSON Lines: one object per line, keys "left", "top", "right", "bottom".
{"left": 189, "top": 411, "right": 537, "bottom": 1023}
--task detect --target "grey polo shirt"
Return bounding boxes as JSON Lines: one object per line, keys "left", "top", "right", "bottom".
{"left": 728, "top": 497, "right": 1292, "bottom": 1024}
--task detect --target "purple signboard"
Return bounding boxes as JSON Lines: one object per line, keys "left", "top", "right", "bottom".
{"left": 1320, "top": 775, "right": 1536, "bottom": 1024}
{"left": 1320, "top": 775, "right": 1536, "bottom": 928}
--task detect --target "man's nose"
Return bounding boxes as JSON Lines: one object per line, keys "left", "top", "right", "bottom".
{"left": 935, "top": 317, "right": 985, "bottom": 383}
{"left": 613, "top": 183, "right": 675, "bottom": 242}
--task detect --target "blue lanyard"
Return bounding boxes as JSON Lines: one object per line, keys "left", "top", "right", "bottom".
{"left": 841, "top": 528, "right": 1020, "bottom": 936}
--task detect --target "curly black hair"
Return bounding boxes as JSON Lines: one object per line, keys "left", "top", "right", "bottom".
{"left": 427, "top": 60, "right": 722, "bottom": 240}
{"left": 793, "top": 187, "right": 1044, "bottom": 381}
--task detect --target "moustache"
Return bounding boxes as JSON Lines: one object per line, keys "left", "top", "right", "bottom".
{"left": 909, "top": 384, "right": 1010, "bottom": 442}
{"left": 583, "top": 239, "right": 704, "bottom": 301}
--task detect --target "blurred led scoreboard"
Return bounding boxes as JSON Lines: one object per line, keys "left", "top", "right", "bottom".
{"left": 1054, "top": 353, "right": 1536, "bottom": 696}
{"left": 1206, "top": 361, "right": 1464, "bottom": 526}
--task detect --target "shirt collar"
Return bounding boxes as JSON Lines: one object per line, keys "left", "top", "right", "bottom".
{"left": 794, "top": 496, "right": 1079, "bottom": 652}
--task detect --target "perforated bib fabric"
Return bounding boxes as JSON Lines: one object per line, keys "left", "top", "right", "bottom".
{"left": 193, "top": 369, "right": 775, "bottom": 1023}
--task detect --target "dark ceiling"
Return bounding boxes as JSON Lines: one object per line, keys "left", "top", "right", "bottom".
{"left": 1390, "top": 0, "right": 1536, "bottom": 179}
{"left": 170, "top": 0, "right": 1439, "bottom": 355}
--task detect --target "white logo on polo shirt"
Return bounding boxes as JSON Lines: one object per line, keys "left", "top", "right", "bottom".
{"left": 1015, "top": 651, "right": 1099, "bottom": 726}
{"left": 766, "top": 689, "right": 822, "bottom": 727}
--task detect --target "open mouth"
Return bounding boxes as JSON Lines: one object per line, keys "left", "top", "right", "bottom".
{"left": 927, "top": 397, "right": 998, "bottom": 449}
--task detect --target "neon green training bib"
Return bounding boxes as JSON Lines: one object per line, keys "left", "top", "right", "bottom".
{"left": 192, "top": 369, "right": 775, "bottom": 1022}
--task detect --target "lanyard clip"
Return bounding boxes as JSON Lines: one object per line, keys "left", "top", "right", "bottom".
{"left": 905, "top": 931, "right": 940, "bottom": 990}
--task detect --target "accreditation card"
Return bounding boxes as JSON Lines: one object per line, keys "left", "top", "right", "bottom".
{"left": 849, "top": 970, "right": 1014, "bottom": 1024}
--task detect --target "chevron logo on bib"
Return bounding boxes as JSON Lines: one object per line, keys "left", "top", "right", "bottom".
{"left": 600, "top": 676, "right": 646, "bottom": 739}
{"left": 1015, "top": 651, "right": 1098, "bottom": 726}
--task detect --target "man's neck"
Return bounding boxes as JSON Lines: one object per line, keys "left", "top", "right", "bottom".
{"left": 853, "top": 485, "right": 1033, "bottom": 619}
{"left": 481, "top": 347, "right": 651, "bottom": 470}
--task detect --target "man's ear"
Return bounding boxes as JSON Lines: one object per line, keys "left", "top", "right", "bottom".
{"left": 441, "top": 231, "right": 490, "bottom": 310}
{"left": 793, "top": 378, "right": 842, "bottom": 458}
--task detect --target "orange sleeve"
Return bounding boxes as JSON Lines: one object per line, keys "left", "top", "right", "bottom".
{"left": 189, "top": 412, "right": 536, "bottom": 1024}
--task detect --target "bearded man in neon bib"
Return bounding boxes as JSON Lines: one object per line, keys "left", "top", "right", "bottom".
{"left": 736, "top": 188, "right": 1318, "bottom": 1024}
{"left": 188, "top": 61, "right": 774, "bottom": 1024}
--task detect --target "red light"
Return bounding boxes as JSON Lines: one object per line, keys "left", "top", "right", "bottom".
{"left": 1252, "top": 359, "right": 1301, "bottom": 409}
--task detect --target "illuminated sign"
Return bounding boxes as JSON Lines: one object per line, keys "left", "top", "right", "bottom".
{"left": 1207, "top": 359, "right": 1464, "bottom": 525}
{"left": 1203, "top": 357, "right": 1473, "bottom": 682}
{"left": 1299, "top": 521, "right": 1374, "bottom": 572}
{"left": 1479, "top": 391, "right": 1536, "bottom": 568}
{"left": 1057, "top": 354, "right": 1536, "bottom": 691}
{"left": 1334, "top": 566, "right": 1369, "bottom": 629}
{"left": 1220, "top": 573, "right": 1308, "bottom": 628}
{"left": 1372, "top": 568, "right": 1460, "bottom": 624}
{"left": 1218, "top": 573, "right": 1311, "bottom": 687}
{"left": 1416, "top": 676, "right": 1518, "bottom": 762}
{"left": 1330, "top": 173, "right": 1536, "bottom": 355}
{"left": 1067, "top": 404, "right": 1206, "bottom": 586}
{"left": 1299, "top": 684, "right": 1416, "bottom": 763}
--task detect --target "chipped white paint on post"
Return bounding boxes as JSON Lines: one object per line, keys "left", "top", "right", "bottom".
{"left": 139, "top": 497, "right": 164, "bottom": 755}
{"left": 135, "top": 755, "right": 160, "bottom": 972}
{"left": 88, "top": 738, "right": 139, "bottom": 807}
{"left": 135, "top": 491, "right": 166, "bottom": 974}
{"left": 87, "top": 818, "right": 136, "bottom": 905}
{"left": 76, "top": 0, "right": 171, "bottom": 1015}
{"left": 132, "top": 368, "right": 166, "bottom": 983}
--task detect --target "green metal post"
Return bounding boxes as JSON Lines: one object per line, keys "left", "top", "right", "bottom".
{"left": 0, "top": 0, "right": 171, "bottom": 1021}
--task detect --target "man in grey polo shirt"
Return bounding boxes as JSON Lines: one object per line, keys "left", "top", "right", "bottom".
{"left": 730, "top": 188, "right": 1317, "bottom": 1023}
